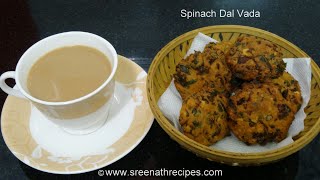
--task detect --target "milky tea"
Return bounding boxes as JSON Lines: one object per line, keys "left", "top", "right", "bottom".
{"left": 27, "top": 45, "right": 112, "bottom": 102}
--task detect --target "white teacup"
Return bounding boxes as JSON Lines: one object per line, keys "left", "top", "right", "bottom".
{"left": 0, "top": 32, "right": 118, "bottom": 134}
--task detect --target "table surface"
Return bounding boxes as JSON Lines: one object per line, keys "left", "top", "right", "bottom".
{"left": 0, "top": 0, "right": 319, "bottom": 179}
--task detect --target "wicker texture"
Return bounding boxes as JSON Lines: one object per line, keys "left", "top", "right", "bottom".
{"left": 147, "top": 25, "right": 320, "bottom": 166}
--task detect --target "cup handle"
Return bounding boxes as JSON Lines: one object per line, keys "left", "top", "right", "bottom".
{"left": 0, "top": 71, "right": 25, "bottom": 99}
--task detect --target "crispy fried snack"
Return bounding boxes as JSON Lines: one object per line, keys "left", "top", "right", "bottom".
{"left": 269, "top": 71, "right": 303, "bottom": 112}
{"left": 227, "top": 82, "right": 298, "bottom": 145}
{"left": 226, "top": 35, "right": 286, "bottom": 81}
{"left": 174, "top": 42, "right": 232, "bottom": 100}
{"left": 179, "top": 88, "right": 229, "bottom": 146}
{"left": 175, "top": 39, "right": 302, "bottom": 147}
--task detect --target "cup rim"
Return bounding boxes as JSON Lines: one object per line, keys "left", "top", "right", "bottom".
{"left": 15, "top": 31, "right": 118, "bottom": 106}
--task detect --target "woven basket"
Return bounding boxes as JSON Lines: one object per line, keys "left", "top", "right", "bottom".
{"left": 147, "top": 25, "right": 320, "bottom": 166}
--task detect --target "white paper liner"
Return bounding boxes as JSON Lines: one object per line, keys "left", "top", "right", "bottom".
{"left": 157, "top": 33, "right": 311, "bottom": 153}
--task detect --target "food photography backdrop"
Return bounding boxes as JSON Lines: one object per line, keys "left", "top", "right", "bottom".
{"left": 0, "top": 0, "right": 319, "bottom": 179}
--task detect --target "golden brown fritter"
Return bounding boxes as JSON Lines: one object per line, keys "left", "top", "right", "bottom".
{"left": 174, "top": 42, "right": 232, "bottom": 100}
{"left": 268, "top": 71, "right": 303, "bottom": 112}
{"left": 179, "top": 88, "right": 229, "bottom": 146}
{"left": 175, "top": 38, "right": 302, "bottom": 146}
{"left": 203, "top": 41, "right": 234, "bottom": 60}
{"left": 226, "top": 35, "right": 286, "bottom": 81}
{"left": 227, "top": 82, "right": 297, "bottom": 145}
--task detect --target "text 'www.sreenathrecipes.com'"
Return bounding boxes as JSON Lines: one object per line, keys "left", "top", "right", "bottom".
{"left": 97, "top": 168, "right": 222, "bottom": 178}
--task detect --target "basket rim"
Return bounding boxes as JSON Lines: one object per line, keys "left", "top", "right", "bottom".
{"left": 147, "top": 25, "right": 320, "bottom": 160}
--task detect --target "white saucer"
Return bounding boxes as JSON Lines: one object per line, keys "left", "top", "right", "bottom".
{"left": 1, "top": 55, "right": 154, "bottom": 174}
